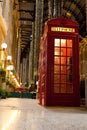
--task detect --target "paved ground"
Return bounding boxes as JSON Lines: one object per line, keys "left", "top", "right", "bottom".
{"left": 0, "top": 98, "right": 87, "bottom": 130}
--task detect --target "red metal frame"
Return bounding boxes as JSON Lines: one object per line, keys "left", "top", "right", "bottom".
{"left": 38, "top": 18, "right": 80, "bottom": 106}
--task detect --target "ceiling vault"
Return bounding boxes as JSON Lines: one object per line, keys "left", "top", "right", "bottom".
{"left": 15, "top": 0, "right": 86, "bottom": 58}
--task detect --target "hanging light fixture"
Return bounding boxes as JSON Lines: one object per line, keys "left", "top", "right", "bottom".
{"left": 7, "top": 55, "right": 12, "bottom": 61}
{"left": 1, "top": 42, "right": 7, "bottom": 50}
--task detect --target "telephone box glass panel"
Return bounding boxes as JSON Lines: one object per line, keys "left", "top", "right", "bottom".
{"left": 54, "top": 38, "right": 73, "bottom": 93}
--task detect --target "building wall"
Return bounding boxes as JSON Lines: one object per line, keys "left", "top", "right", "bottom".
{"left": 2, "top": 0, "right": 13, "bottom": 56}
{"left": 0, "top": 0, "right": 14, "bottom": 59}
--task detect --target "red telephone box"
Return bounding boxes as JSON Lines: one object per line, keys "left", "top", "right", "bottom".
{"left": 38, "top": 18, "right": 80, "bottom": 106}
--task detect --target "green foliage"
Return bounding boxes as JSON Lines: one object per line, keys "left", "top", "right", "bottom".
{"left": 6, "top": 91, "right": 12, "bottom": 97}
{"left": 0, "top": 88, "right": 6, "bottom": 98}
{"left": 9, "top": 82, "right": 15, "bottom": 88}
{"left": 0, "top": 69, "right": 6, "bottom": 82}
{"left": 25, "top": 82, "right": 29, "bottom": 87}
{"left": 0, "top": 88, "right": 11, "bottom": 98}
{"left": 6, "top": 80, "right": 15, "bottom": 88}
{"left": 2, "top": 77, "right": 6, "bottom": 82}
{"left": 6, "top": 80, "right": 10, "bottom": 85}
{"left": 0, "top": 69, "right": 6, "bottom": 76}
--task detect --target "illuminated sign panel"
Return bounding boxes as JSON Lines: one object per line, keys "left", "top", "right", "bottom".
{"left": 51, "top": 27, "right": 75, "bottom": 32}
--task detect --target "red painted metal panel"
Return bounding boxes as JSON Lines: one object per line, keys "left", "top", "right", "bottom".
{"left": 38, "top": 18, "right": 80, "bottom": 106}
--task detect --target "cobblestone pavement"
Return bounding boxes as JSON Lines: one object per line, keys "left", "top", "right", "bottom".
{"left": 0, "top": 98, "right": 87, "bottom": 130}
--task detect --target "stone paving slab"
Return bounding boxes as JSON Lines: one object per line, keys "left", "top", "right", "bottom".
{"left": 0, "top": 98, "right": 87, "bottom": 130}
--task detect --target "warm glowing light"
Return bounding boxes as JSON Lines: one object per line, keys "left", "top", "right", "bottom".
{"left": 61, "top": 39, "right": 66, "bottom": 46}
{"left": 1, "top": 42, "right": 7, "bottom": 49}
{"left": 6, "top": 65, "right": 14, "bottom": 70}
{"left": 55, "top": 39, "right": 60, "bottom": 46}
{"left": 12, "top": 75, "right": 15, "bottom": 78}
{"left": 2, "top": 110, "right": 19, "bottom": 130}
{"left": 51, "top": 27, "right": 75, "bottom": 32}
{"left": 54, "top": 48, "right": 60, "bottom": 55}
{"left": 7, "top": 55, "right": 12, "bottom": 60}
{"left": 66, "top": 12, "right": 71, "bottom": 17}
{"left": 10, "top": 71, "right": 13, "bottom": 75}
{"left": 36, "top": 81, "right": 38, "bottom": 85}
{"left": 13, "top": 78, "right": 20, "bottom": 86}
{"left": 55, "top": 39, "right": 66, "bottom": 47}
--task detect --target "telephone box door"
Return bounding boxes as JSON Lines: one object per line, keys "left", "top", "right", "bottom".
{"left": 47, "top": 35, "right": 80, "bottom": 106}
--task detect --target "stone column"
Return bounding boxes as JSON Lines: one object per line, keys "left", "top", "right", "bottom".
{"left": 53, "top": 0, "right": 64, "bottom": 18}
{"left": 48, "top": 0, "right": 53, "bottom": 19}
{"left": 24, "top": 57, "right": 27, "bottom": 83}
{"left": 28, "top": 22, "right": 35, "bottom": 88}
{"left": 16, "top": 34, "right": 21, "bottom": 77}
{"left": 34, "top": 0, "right": 39, "bottom": 83}
{"left": 26, "top": 53, "right": 29, "bottom": 84}
{"left": 86, "top": 0, "right": 87, "bottom": 32}
{"left": 85, "top": 61, "right": 87, "bottom": 107}
{"left": 40, "top": 0, "right": 44, "bottom": 37}
{"left": 53, "top": 0, "right": 58, "bottom": 17}
{"left": 34, "top": 0, "right": 43, "bottom": 85}
{"left": 19, "top": 63, "right": 22, "bottom": 84}
{"left": 60, "top": 0, "right": 64, "bottom": 16}
{"left": 22, "top": 57, "right": 26, "bottom": 84}
{"left": 29, "top": 40, "right": 34, "bottom": 86}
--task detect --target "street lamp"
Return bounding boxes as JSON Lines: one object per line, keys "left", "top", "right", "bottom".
{"left": 0, "top": 42, "right": 7, "bottom": 69}
{"left": 1, "top": 42, "right": 7, "bottom": 50}
{"left": 6, "top": 65, "right": 14, "bottom": 79}
{"left": 7, "top": 55, "right": 12, "bottom": 61}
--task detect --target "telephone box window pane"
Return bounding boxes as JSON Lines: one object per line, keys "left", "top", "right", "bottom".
{"left": 61, "top": 48, "right": 66, "bottom": 56}
{"left": 54, "top": 84, "right": 60, "bottom": 93}
{"left": 67, "top": 83, "right": 73, "bottom": 93}
{"left": 67, "top": 39, "right": 72, "bottom": 47}
{"left": 67, "top": 74, "right": 72, "bottom": 82}
{"left": 61, "top": 75, "right": 66, "bottom": 83}
{"left": 54, "top": 65, "right": 60, "bottom": 74}
{"left": 54, "top": 48, "right": 60, "bottom": 55}
{"left": 54, "top": 75, "right": 60, "bottom": 84}
{"left": 67, "top": 57, "right": 72, "bottom": 65}
{"left": 61, "top": 57, "right": 66, "bottom": 64}
{"left": 67, "top": 48, "right": 72, "bottom": 57}
{"left": 54, "top": 57, "right": 60, "bottom": 64}
{"left": 54, "top": 38, "right": 73, "bottom": 94}
{"left": 61, "top": 39, "right": 66, "bottom": 47}
{"left": 55, "top": 39, "right": 60, "bottom": 46}
{"left": 61, "top": 84, "right": 66, "bottom": 93}
{"left": 61, "top": 65, "right": 67, "bottom": 74}
{"left": 67, "top": 66, "right": 72, "bottom": 74}
{"left": 60, "top": 49, "right": 64, "bottom": 56}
